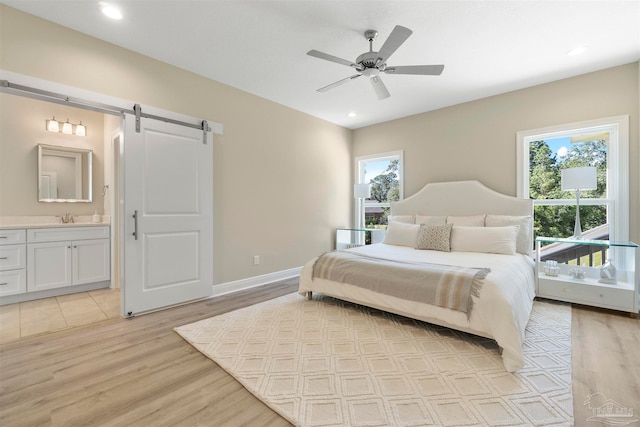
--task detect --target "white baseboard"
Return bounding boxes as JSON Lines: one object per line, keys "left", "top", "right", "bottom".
{"left": 211, "top": 267, "right": 302, "bottom": 298}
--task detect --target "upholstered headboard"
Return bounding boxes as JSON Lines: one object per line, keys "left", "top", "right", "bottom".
{"left": 391, "top": 180, "right": 534, "bottom": 255}
{"left": 391, "top": 180, "right": 532, "bottom": 217}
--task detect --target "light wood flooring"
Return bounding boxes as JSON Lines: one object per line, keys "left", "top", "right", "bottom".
{"left": 0, "top": 288, "right": 120, "bottom": 344}
{"left": 0, "top": 279, "right": 638, "bottom": 427}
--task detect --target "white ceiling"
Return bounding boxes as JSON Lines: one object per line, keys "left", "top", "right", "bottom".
{"left": 3, "top": 1, "right": 639, "bottom": 129}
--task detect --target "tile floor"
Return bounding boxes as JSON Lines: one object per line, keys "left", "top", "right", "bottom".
{"left": 0, "top": 288, "right": 120, "bottom": 344}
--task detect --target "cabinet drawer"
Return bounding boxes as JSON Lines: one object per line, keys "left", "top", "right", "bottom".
{"left": 0, "top": 229, "right": 26, "bottom": 245}
{"left": 538, "top": 278, "right": 634, "bottom": 311}
{"left": 0, "top": 245, "right": 26, "bottom": 271}
{"left": 0, "top": 269, "right": 27, "bottom": 297}
{"left": 28, "top": 226, "right": 109, "bottom": 243}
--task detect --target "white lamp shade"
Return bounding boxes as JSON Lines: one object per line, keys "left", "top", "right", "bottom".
{"left": 354, "top": 183, "right": 371, "bottom": 199}
{"left": 561, "top": 166, "right": 597, "bottom": 191}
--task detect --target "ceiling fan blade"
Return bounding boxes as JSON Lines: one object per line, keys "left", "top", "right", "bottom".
{"left": 384, "top": 65, "right": 445, "bottom": 75}
{"left": 307, "top": 49, "right": 359, "bottom": 68}
{"left": 376, "top": 25, "right": 412, "bottom": 64}
{"left": 317, "top": 74, "right": 362, "bottom": 92}
{"left": 370, "top": 76, "right": 390, "bottom": 100}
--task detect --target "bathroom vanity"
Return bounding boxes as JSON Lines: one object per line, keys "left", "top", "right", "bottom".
{"left": 0, "top": 222, "right": 110, "bottom": 305}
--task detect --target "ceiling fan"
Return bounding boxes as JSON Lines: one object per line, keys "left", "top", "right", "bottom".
{"left": 307, "top": 25, "right": 444, "bottom": 100}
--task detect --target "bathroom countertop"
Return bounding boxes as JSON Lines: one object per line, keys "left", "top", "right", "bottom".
{"left": 0, "top": 222, "right": 110, "bottom": 230}
{"left": 0, "top": 215, "right": 111, "bottom": 230}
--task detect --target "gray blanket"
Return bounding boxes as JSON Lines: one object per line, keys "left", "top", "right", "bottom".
{"left": 312, "top": 250, "right": 490, "bottom": 318}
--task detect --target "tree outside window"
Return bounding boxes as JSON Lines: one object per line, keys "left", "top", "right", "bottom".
{"left": 355, "top": 151, "right": 403, "bottom": 229}
{"left": 529, "top": 136, "right": 608, "bottom": 240}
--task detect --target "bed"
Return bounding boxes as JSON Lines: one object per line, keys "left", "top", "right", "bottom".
{"left": 298, "top": 180, "right": 535, "bottom": 372}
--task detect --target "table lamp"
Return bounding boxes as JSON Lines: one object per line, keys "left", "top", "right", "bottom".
{"left": 561, "top": 166, "right": 597, "bottom": 239}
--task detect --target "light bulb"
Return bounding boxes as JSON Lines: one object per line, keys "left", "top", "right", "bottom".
{"left": 75, "top": 122, "right": 86, "bottom": 136}
{"left": 46, "top": 116, "right": 59, "bottom": 132}
{"left": 62, "top": 119, "right": 73, "bottom": 135}
{"left": 100, "top": 3, "right": 122, "bottom": 20}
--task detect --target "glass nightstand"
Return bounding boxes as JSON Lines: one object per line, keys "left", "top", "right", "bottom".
{"left": 336, "top": 228, "right": 385, "bottom": 250}
{"left": 535, "top": 237, "right": 639, "bottom": 313}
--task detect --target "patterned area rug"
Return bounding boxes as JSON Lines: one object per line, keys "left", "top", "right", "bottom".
{"left": 175, "top": 294, "right": 572, "bottom": 426}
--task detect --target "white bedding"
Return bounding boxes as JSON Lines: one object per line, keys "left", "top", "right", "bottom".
{"left": 298, "top": 243, "right": 535, "bottom": 372}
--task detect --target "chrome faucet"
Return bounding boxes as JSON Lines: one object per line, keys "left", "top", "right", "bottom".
{"left": 61, "top": 212, "right": 74, "bottom": 224}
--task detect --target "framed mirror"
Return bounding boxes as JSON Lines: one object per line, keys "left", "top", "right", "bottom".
{"left": 38, "top": 144, "right": 93, "bottom": 202}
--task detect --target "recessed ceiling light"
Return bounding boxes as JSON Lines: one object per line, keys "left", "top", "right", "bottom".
{"left": 100, "top": 2, "right": 122, "bottom": 20}
{"left": 348, "top": 112, "right": 357, "bottom": 118}
{"left": 567, "top": 46, "right": 587, "bottom": 56}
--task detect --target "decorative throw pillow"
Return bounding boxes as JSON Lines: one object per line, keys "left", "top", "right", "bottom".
{"left": 388, "top": 215, "right": 415, "bottom": 224}
{"left": 415, "top": 223, "right": 453, "bottom": 252}
{"left": 415, "top": 215, "right": 447, "bottom": 226}
{"left": 383, "top": 222, "right": 420, "bottom": 247}
{"left": 446, "top": 214, "right": 486, "bottom": 226}
{"left": 450, "top": 225, "right": 520, "bottom": 255}
{"left": 485, "top": 215, "right": 532, "bottom": 256}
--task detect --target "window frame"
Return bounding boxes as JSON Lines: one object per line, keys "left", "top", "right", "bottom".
{"left": 516, "top": 115, "right": 629, "bottom": 242}
{"left": 354, "top": 150, "right": 404, "bottom": 229}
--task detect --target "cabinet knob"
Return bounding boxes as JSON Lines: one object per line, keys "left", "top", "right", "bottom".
{"left": 74, "top": 245, "right": 77, "bottom": 248}
{"left": 67, "top": 246, "right": 71, "bottom": 249}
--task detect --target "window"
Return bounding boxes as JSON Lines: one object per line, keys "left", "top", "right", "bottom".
{"left": 517, "top": 115, "right": 629, "bottom": 265}
{"left": 355, "top": 151, "right": 404, "bottom": 229}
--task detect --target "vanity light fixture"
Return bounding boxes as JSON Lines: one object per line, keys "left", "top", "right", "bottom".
{"left": 45, "top": 117, "right": 88, "bottom": 136}
{"left": 75, "top": 121, "right": 87, "bottom": 137}
{"left": 62, "top": 119, "right": 73, "bottom": 135}
{"left": 46, "top": 116, "right": 60, "bottom": 133}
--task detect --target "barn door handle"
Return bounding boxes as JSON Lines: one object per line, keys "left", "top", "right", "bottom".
{"left": 132, "top": 210, "right": 138, "bottom": 240}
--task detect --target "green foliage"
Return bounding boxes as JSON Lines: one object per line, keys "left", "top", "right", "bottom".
{"left": 529, "top": 139, "right": 607, "bottom": 238}
{"left": 370, "top": 160, "right": 400, "bottom": 203}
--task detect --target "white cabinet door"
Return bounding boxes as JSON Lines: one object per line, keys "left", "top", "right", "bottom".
{"left": 27, "top": 241, "right": 72, "bottom": 292}
{"left": 0, "top": 269, "right": 27, "bottom": 297}
{"left": 72, "top": 239, "right": 111, "bottom": 285}
{"left": 0, "top": 245, "right": 26, "bottom": 271}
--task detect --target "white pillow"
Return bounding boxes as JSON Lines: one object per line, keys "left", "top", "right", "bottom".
{"left": 447, "top": 214, "right": 486, "bottom": 226}
{"left": 383, "top": 222, "right": 420, "bottom": 247}
{"left": 388, "top": 214, "right": 415, "bottom": 224}
{"left": 450, "top": 225, "right": 520, "bottom": 255}
{"left": 485, "top": 215, "right": 532, "bottom": 256}
{"left": 415, "top": 215, "right": 447, "bottom": 226}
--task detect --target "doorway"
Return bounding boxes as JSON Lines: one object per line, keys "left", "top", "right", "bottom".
{"left": 0, "top": 76, "right": 221, "bottom": 332}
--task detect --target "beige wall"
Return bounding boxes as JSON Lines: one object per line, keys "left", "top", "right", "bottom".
{"left": 353, "top": 63, "right": 640, "bottom": 244}
{"left": 0, "top": 5, "right": 352, "bottom": 284}
{"left": 0, "top": 93, "right": 105, "bottom": 215}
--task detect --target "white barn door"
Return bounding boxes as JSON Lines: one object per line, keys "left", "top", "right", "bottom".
{"left": 122, "top": 114, "right": 213, "bottom": 316}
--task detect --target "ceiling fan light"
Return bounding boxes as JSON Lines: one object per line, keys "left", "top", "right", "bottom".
{"left": 362, "top": 68, "right": 380, "bottom": 78}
